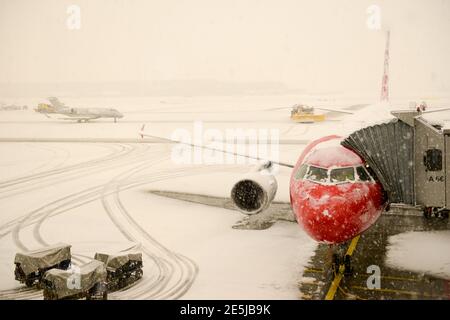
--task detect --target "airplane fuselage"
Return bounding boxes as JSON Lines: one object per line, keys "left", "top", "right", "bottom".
{"left": 64, "top": 107, "right": 123, "bottom": 120}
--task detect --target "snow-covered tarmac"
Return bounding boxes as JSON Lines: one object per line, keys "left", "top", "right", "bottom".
{"left": 0, "top": 95, "right": 320, "bottom": 299}
{"left": 1, "top": 95, "right": 449, "bottom": 299}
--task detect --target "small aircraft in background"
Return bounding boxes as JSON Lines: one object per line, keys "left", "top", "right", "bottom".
{"left": 35, "top": 97, "right": 123, "bottom": 123}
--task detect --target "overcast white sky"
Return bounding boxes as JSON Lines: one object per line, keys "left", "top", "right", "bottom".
{"left": 0, "top": 0, "right": 449, "bottom": 93}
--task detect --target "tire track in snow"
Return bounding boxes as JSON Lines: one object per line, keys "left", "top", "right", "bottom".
{"left": 0, "top": 146, "right": 176, "bottom": 299}
{"left": 0, "top": 144, "right": 132, "bottom": 198}
{"left": 101, "top": 160, "right": 200, "bottom": 300}
{"left": 0, "top": 144, "right": 153, "bottom": 300}
{"left": 0, "top": 143, "right": 242, "bottom": 300}
{"left": 0, "top": 144, "right": 150, "bottom": 236}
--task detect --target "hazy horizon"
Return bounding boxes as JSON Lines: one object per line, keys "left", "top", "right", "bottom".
{"left": 1, "top": 0, "right": 449, "bottom": 95}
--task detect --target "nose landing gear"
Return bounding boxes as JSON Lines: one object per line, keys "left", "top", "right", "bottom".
{"left": 331, "top": 253, "right": 353, "bottom": 276}
{"left": 330, "top": 239, "right": 357, "bottom": 277}
{"left": 331, "top": 253, "right": 340, "bottom": 274}
{"left": 343, "top": 254, "right": 353, "bottom": 276}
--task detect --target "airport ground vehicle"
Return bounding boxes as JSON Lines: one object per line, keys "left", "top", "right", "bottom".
{"left": 35, "top": 103, "right": 56, "bottom": 113}
{"left": 94, "top": 252, "right": 143, "bottom": 291}
{"left": 14, "top": 243, "right": 71, "bottom": 287}
{"left": 42, "top": 260, "right": 107, "bottom": 300}
{"left": 290, "top": 104, "right": 326, "bottom": 123}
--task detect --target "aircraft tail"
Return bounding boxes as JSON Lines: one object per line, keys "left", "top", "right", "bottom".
{"left": 48, "top": 97, "right": 67, "bottom": 110}
{"left": 380, "top": 31, "right": 390, "bottom": 102}
{"left": 139, "top": 124, "right": 145, "bottom": 139}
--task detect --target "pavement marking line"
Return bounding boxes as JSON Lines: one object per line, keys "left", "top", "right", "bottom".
{"left": 350, "top": 285, "right": 439, "bottom": 298}
{"left": 338, "top": 284, "right": 366, "bottom": 300}
{"left": 351, "top": 285, "right": 419, "bottom": 296}
{"left": 346, "top": 235, "right": 360, "bottom": 255}
{"left": 325, "top": 235, "right": 361, "bottom": 300}
{"left": 305, "top": 268, "right": 324, "bottom": 273}
{"left": 380, "top": 275, "right": 421, "bottom": 282}
{"left": 324, "top": 265, "right": 345, "bottom": 300}
{"left": 349, "top": 274, "right": 420, "bottom": 282}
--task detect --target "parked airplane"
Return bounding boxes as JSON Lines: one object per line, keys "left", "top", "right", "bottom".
{"left": 137, "top": 31, "right": 399, "bottom": 272}
{"left": 35, "top": 97, "right": 123, "bottom": 122}
{"left": 139, "top": 30, "right": 450, "bottom": 279}
{"left": 139, "top": 128, "right": 389, "bottom": 271}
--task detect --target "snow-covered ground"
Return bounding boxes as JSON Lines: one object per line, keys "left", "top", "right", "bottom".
{"left": 1, "top": 94, "right": 449, "bottom": 299}
{"left": 0, "top": 140, "right": 316, "bottom": 299}
{"left": 0, "top": 95, "right": 324, "bottom": 299}
{"left": 386, "top": 231, "right": 450, "bottom": 280}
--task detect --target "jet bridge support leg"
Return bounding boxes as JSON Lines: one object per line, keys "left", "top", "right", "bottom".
{"left": 424, "top": 207, "right": 450, "bottom": 219}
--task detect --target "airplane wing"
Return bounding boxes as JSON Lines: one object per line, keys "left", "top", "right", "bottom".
{"left": 264, "top": 103, "right": 370, "bottom": 115}
{"left": 317, "top": 103, "right": 372, "bottom": 114}
{"left": 316, "top": 104, "right": 450, "bottom": 119}
{"left": 149, "top": 190, "right": 294, "bottom": 230}
{"left": 139, "top": 124, "right": 296, "bottom": 169}
{"left": 314, "top": 107, "right": 354, "bottom": 115}
{"left": 421, "top": 107, "right": 450, "bottom": 114}
{"left": 342, "top": 103, "right": 371, "bottom": 111}
{"left": 139, "top": 126, "right": 298, "bottom": 229}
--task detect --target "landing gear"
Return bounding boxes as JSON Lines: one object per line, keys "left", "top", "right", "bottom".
{"left": 329, "top": 244, "right": 353, "bottom": 277}
{"left": 343, "top": 255, "right": 353, "bottom": 276}
{"left": 114, "top": 117, "right": 117, "bottom": 123}
{"left": 331, "top": 253, "right": 340, "bottom": 274}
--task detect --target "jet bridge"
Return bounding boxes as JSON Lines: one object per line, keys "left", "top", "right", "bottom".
{"left": 341, "top": 110, "right": 450, "bottom": 215}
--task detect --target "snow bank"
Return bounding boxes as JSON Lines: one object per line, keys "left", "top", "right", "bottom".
{"left": 386, "top": 230, "right": 450, "bottom": 279}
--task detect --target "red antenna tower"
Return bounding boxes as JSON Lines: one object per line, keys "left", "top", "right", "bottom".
{"left": 380, "top": 31, "right": 390, "bottom": 102}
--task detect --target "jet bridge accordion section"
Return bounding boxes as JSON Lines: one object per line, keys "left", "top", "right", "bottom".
{"left": 341, "top": 119, "right": 415, "bottom": 205}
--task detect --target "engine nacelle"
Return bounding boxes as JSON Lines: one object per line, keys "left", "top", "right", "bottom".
{"left": 230, "top": 163, "right": 278, "bottom": 215}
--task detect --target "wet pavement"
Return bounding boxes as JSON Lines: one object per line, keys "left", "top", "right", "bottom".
{"left": 299, "top": 213, "right": 450, "bottom": 300}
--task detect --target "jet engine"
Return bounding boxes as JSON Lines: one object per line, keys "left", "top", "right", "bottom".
{"left": 230, "top": 162, "right": 278, "bottom": 215}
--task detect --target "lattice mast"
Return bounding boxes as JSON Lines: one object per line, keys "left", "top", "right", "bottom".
{"left": 380, "top": 31, "right": 390, "bottom": 102}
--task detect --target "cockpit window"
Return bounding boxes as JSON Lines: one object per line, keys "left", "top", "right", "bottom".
{"left": 356, "top": 166, "right": 371, "bottom": 182}
{"left": 330, "top": 167, "right": 355, "bottom": 183}
{"left": 295, "top": 164, "right": 309, "bottom": 180}
{"left": 365, "top": 165, "right": 379, "bottom": 182}
{"left": 305, "top": 166, "right": 328, "bottom": 183}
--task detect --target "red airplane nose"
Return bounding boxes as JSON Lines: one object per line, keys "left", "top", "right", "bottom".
{"left": 292, "top": 181, "right": 384, "bottom": 244}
